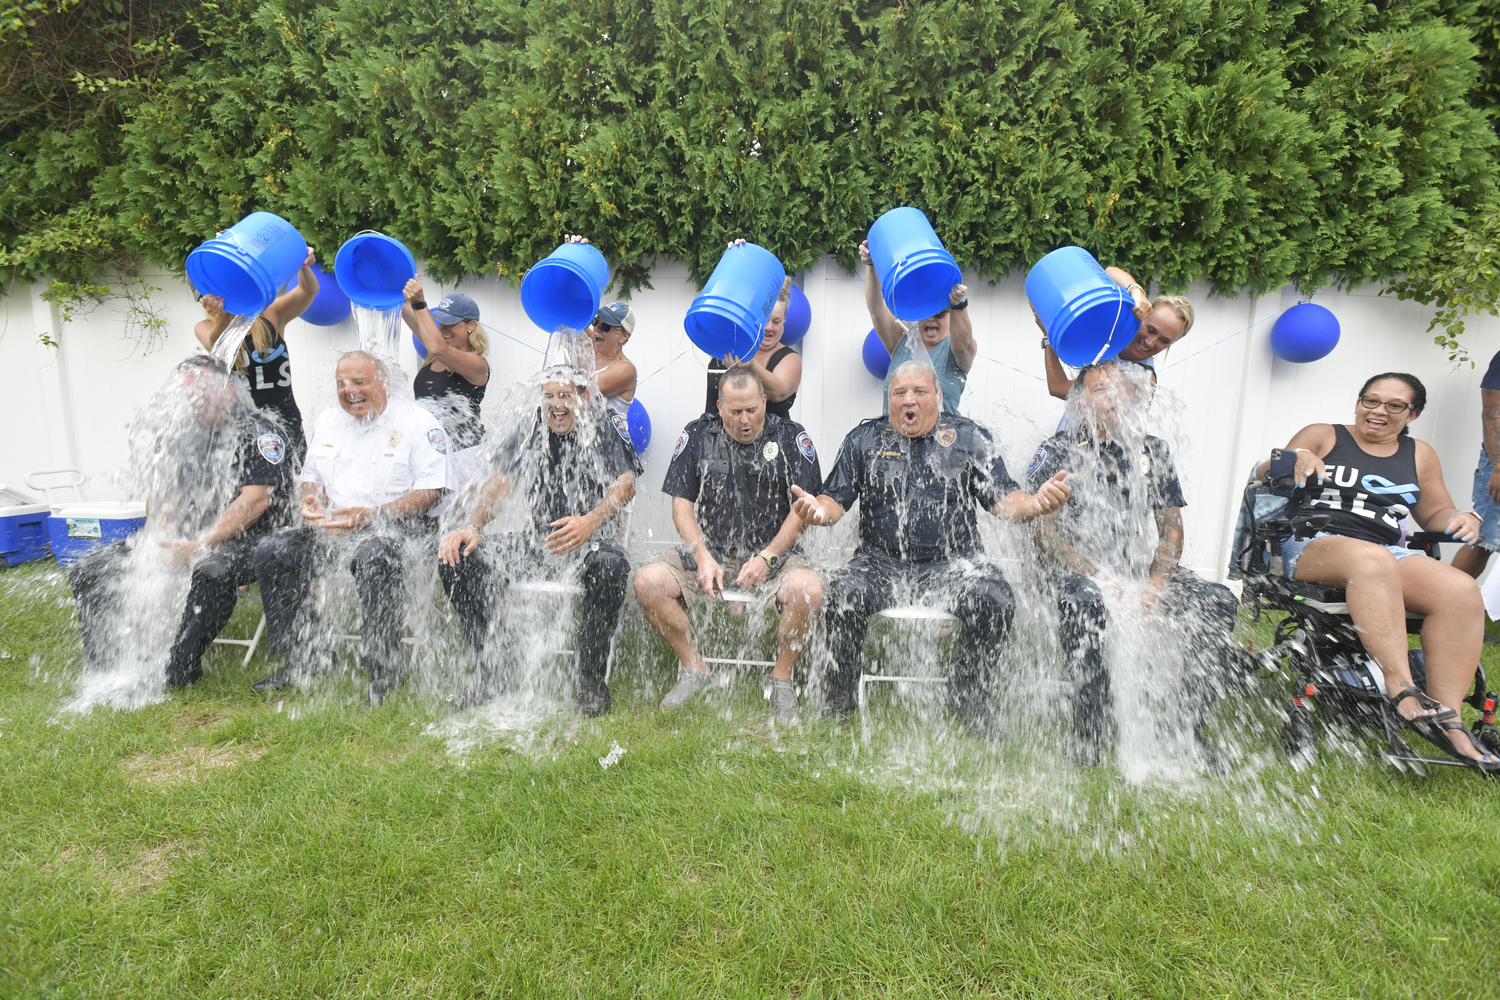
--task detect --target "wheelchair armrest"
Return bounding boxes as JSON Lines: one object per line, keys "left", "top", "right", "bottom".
{"left": 1407, "top": 531, "right": 1456, "bottom": 547}
{"left": 1257, "top": 512, "right": 1331, "bottom": 542}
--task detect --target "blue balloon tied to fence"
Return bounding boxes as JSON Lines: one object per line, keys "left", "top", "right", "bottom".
{"left": 293, "top": 262, "right": 351, "bottom": 326}
{"left": 412, "top": 333, "right": 428, "bottom": 361}
{"left": 781, "top": 284, "right": 811, "bottom": 346}
{"left": 627, "top": 397, "right": 651, "bottom": 454}
{"left": 1270, "top": 303, "right": 1340, "bottom": 363}
{"left": 862, "top": 329, "right": 891, "bottom": 379}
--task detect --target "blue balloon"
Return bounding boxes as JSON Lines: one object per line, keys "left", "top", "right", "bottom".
{"left": 627, "top": 397, "right": 652, "bottom": 453}
{"left": 412, "top": 332, "right": 428, "bottom": 361}
{"left": 293, "top": 262, "right": 352, "bottom": 326}
{"left": 862, "top": 329, "right": 891, "bottom": 379}
{"left": 1271, "top": 303, "right": 1340, "bottom": 363}
{"left": 781, "top": 284, "right": 811, "bottom": 345}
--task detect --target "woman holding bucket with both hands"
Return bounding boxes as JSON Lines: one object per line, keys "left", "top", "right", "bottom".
{"left": 194, "top": 246, "right": 319, "bottom": 467}
{"left": 704, "top": 241, "right": 804, "bottom": 419}
{"left": 1037, "top": 266, "right": 1195, "bottom": 399}
{"left": 859, "top": 239, "right": 974, "bottom": 416}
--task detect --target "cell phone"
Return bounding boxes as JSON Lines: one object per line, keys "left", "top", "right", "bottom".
{"left": 1269, "top": 448, "right": 1297, "bottom": 479}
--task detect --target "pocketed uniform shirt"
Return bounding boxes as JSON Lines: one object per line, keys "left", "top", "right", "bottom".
{"left": 820, "top": 415, "right": 1019, "bottom": 563}
{"left": 661, "top": 412, "right": 823, "bottom": 561}
{"left": 301, "top": 399, "right": 449, "bottom": 509}
{"left": 495, "top": 409, "right": 643, "bottom": 542}
{"left": 1025, "top": 430, "right": 1184, "bottom": 577}
{"left": 234, "top": 411, "right": 296, "bottom": 539}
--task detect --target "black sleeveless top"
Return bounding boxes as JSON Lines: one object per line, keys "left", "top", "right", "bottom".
{"left": 1298, "top": 424, "right": 1420, "bottom": 546}
{"left": 237, "top": 324, "right": 304, "bottom": 458}
{"left": 413, "top": 363, "right": 486, "bottom": 449}
{"left": 705, "top": 345, "right": 798, "bottom": 419}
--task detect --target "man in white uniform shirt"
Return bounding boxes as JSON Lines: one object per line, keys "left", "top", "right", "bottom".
{"left": 253, "top": 351, "right": 447, "bottom": 703}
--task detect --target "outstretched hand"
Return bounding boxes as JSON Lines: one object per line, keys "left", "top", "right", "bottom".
{"left": 1033, "top": 471, "right": 1071, "bottom": 516}
{"left": 790, "top": 485, "right": 826, "bottom": 525}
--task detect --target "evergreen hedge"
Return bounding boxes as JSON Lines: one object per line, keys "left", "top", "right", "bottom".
{"left": 2, "top": 0, "right": 1496, "bottom": 307}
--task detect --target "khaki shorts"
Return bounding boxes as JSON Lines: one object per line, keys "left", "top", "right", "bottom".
{"left": 652, "top": 548, "right": 815, "bottom": 609}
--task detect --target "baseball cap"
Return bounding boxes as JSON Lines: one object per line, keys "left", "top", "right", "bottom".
{"left": 429, "top": 293, "right": 481, "bottom": 326}
{"left": 595, "top": 301, "right": 636, "bottom": 334}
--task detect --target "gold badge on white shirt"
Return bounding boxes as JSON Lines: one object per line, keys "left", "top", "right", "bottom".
{"left": 388, "top": 430, "right": 402, "bottom": 448}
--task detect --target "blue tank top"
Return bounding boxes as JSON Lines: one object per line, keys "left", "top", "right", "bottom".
{"left": 883, "top": 334, "right": 966, "bottom": 416}
{"left": 1299, "top": 424, "right": 1420, "bottom": 546}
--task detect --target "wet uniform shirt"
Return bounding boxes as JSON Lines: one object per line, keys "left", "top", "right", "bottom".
{"left": 302, "top": 400, "right": 448, "bottom": 510}
{"left": 821, "top": 415, "right": 1018, "bottom": 563}
{"left": 497, "top": 410, "right": 642, "bottom": 542}
{"left": 661, "top": 412, "right": 822, "bottom": 560}
{"left": 1026, "top": 430, "right": 1183, "bottom": 577}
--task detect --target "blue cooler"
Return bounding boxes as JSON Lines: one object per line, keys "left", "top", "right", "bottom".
{"left": 0, "top": 488, "right": 51, "bottom": 566}
{"left": 47, "top": 502, "right": 147, "bottom": 567}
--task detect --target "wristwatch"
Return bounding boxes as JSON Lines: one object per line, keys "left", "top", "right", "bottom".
{"left": 411, "top": 299, "right": 427, "bottom": 311}
{"left": 758, "top": 549, "right": 779, "bottom": 569}
{"left": 950, "top": 298, "right": 969, "bottom": 311}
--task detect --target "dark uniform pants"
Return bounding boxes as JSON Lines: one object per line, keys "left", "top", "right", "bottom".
{"left": 254, "top": 520, "right": 437, "bottom": 682}
{"left": 439, "top": 536, "right": 630, "bottom": 698}
{"left": 1055, "top": 568, "right": 1238, "bottom": 746}
{"left": 824, "top": 550, "right": 1016, "bottom": 713}
{"left": 69, "top": 536, "right": 260, "bottom": 683}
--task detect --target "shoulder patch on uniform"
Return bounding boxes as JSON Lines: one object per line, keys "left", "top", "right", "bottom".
{"left": 796, "top": 431, "right": 817, "bottom": 464}
{"left": 936, "top": 426, "right": 957, "bottom": 447}
{"left": 673, "top": 430, "right": 690, "bottom": 459}
{"left": 257, "top": 432, "right": 286, "bottom": 465}
{"left": 427, "top": 426, "right": 447, "bottom": 455}
{"left": 1026, "top": 446, "right": 1047, "bottom": 478}
{"left": 611, "top": 411, "right": 631, "bottom": 444}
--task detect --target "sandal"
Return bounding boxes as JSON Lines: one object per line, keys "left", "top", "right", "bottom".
{"left": 1418, "top": 717, "right": 1500, "bottom": 775}
{"left": 1387, "top": 684, "right": 1443, "bottom": 723}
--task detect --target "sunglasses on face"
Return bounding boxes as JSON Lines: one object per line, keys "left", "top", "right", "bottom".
{"left": 596, "top": 323, "right": 617, "bottom": 333}
{"left": 1357, "top": 395, "right": 1412, "bottom": 414}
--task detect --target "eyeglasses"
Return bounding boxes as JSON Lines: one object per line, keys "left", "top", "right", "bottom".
{"left": 1357, "top": 395, "right": 1412, "bottom": 414}
{"left": 596, "top": 323, "right": 616, "bottom": 332}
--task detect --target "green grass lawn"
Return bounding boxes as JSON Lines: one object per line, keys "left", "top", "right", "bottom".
{"left": 1, "top": 560, "right": 1497, "bottom": 999}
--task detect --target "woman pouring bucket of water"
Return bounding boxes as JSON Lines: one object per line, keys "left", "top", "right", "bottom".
{"left": 704, "top": 240, "right": 804, "bottom": 419}
{"left": 860, "top": 209, "right": 976, "bottom": 416}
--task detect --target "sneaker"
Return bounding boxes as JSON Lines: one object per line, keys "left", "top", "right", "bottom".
{"left": 769, "top": 678, "right": 800, "bottom": 724}
{"left": 1070, "top": 732, "right": 1105, "bottom": 767}
{"left": 577, "top": 681, "right": 612, "bottom": 718}
{"left": 367, "top": 670, "right": 403, "bottom": 707}
{"left": 659, "top": 667, "right": 713, "bottom": 710}
{"left": 251, "top": 665, "right": 298, "bottom": 693}
{"left": 165, "top": 661, "right": 202, "bottom": 689}
{"left": 952, "top": 699, "right": 1006, "bottom": 742}
{"left": 819, "top": 687, "right": 856, "bottom": 724}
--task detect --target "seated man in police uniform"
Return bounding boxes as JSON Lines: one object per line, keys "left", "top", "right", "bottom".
{"left": 439, "top": 367, "right": 639, "bottom": 717}
{"left": 791, "top": 359, "right": 1071, "bottom": 737}
{"left": 69, "top": 355, "right": 293, "bottom": 687}
{"left": 253, "top": 351, "right": 447, "bottom": 704}
{"left": 1026, "top": 361, "right": 1238, "bottom": 768}
{"left": 634, "top": 365, "right": 824, "bottom": 722}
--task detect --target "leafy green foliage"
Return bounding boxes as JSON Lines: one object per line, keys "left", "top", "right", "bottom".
{"left": 2, "top": 0, "right": 1497, "bottom": 312}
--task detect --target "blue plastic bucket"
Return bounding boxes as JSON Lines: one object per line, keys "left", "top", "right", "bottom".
{"left": 684, "top": 243, "right": 786, "bottom": 361}
{"left": 520, "top": 242, "right": 610, "bottom": 332}
{"left": 867, "top": 208, "right": 962, "bottom": 322}
{"left": 186, "top": 212, "right": 308, "bottom": 317}
{"left": 334, "top": 232, "right": 417, "bottom": 310}
{"left": 1025, "top": 246, "right": 1136, "bottom": 367}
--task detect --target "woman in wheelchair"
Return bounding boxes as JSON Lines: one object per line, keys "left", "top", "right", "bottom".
{"left": 1260, "top": 372, "right": 1498, "bottom": 770}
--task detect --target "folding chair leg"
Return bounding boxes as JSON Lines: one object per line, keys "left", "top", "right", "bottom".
{"left": 858, "top": 673, "right": 870, "bottom": 746}
{"left": 242, "top": 613, "right": 267, "bottom": 669}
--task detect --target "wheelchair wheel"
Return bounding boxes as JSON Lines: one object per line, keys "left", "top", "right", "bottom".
{"left": 1479, "top": 727, "right": 1500, "bottom": 758}
{"left": 1281, "top": 708, "right": 1316, "bottom": 764}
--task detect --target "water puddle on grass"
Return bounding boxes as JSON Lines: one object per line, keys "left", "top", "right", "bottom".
{"left": 425, "top": 692, "right": 584, "bottom": 764}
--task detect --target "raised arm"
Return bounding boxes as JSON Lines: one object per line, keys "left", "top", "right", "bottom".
{"left": 194, "top": 295, "right": 233, "bottom": 352}
{"left": 401, "top": 278, "right": 490, "bottom": 386}
{"left": 859, "top": 241, "right": 905, "bottom": 352}
{"left": 947, "top": 283, "right": 976, "bottom": 373}
{"left": 595, "top": 359, "right": 637, "bottom": 400}
{"left": 262, "top": 248, "right": 320, "bottom": 329}
{"left": 748, "top": 350, "right": 802, "bottom": 402}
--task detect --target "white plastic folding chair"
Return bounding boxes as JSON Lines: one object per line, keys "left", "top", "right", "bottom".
{"left": 211, "top": 587, "right": 268, "bottom": 668}
{"left": 857, "top": 605, "right": 959, "bottom": 743}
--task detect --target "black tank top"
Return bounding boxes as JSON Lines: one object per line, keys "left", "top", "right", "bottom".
{"left": 413, "top": 363, "right": 487, "bottom": 449}
{"left": 705, "top": 346, "right": 798, "bottom": 419}
{"left": 1298, "top": 424, "right": 1420, "bottom": 545}
{"left": 238, "top": 323, "right": 304, "bottom": 448}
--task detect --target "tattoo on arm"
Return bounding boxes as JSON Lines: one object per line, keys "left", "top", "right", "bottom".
{"left": 1149, "top": 507, "right": 1183, "bottom": 579}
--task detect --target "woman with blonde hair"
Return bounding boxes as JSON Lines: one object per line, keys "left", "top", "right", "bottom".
{"left": 401, "top": 279, "right": 490, "bottom": 451}
{"left": 193, "top": 247, "right": 320, "bottom": 465}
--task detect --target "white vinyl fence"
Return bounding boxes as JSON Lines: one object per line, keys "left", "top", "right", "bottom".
{"left": 4, "top": 257, "right": 1497, "bottom": 582}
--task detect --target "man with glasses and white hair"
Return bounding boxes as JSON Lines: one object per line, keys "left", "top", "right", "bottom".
{"left": 252, "top": 351, "right": 448, "bottom": 704}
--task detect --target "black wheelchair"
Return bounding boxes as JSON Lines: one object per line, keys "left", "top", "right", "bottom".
{"left": 1229, "top": 459, "right": 1499, "bottom": 775}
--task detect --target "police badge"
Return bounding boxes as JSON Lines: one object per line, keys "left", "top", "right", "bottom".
{"left": 257, "top": 432, "right": 286, "bottom": 465}
{"left": 762, "top": 441, "right": 779, "bottom": 461}
{"left": 796, "top": 431, "right": 817, "bottom": 464}
{"left": 936, "top": 426, "right": 957, "bottom": 447}
{"left": 426, "top": 427, "right": 447, "bottom": 455}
